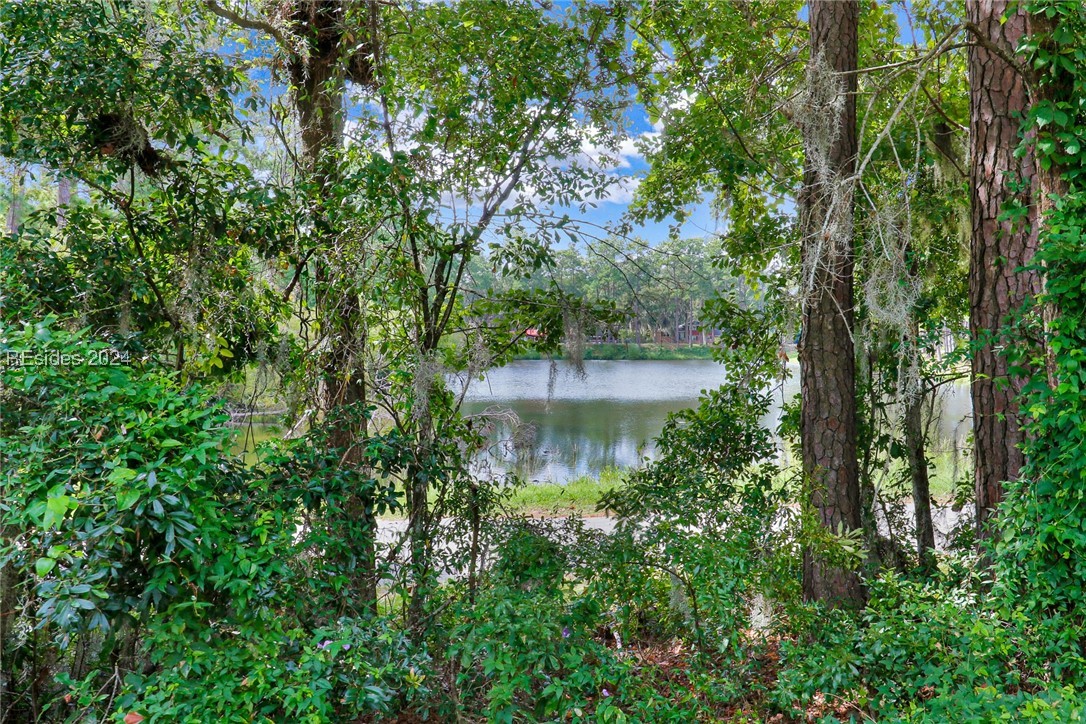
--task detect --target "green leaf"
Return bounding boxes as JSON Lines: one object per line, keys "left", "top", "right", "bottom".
{"left": 117, "top": 489, "right": 140, "bottom": 511}
{"left": 46, "top": 495, "right": 72, "bottom": 516}
{"left": 108, "top": 467, "right": 138, "bottom": 484}
{"left": 35, "top": 558, "right": 56, "bottom": 577}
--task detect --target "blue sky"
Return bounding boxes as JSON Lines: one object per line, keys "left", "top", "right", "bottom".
{"left": 233, "top": 2, "right": 923, "bottom": 246}
{"left": 550, "top": 1, "right": 924, "bottom": 245}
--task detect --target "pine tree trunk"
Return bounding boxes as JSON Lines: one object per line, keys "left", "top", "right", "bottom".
{"left": 966, "top": 0, "right": 1041, "bottom": 542}
{"left": 799, "top": 0, "right": 864, "bottom": 607}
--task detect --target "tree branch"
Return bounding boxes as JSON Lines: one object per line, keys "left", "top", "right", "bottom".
{"left": 282, "top": 248, "right": 316, "bottom": 302}
{"left": 204, "top": 0, "right": 288, "bottom": 47}
{"left": 921, "top": 84, "right": 968, "bottom": 133}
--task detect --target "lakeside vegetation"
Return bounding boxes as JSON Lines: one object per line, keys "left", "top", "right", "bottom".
{"left": 502, "top": 468, "right": 627, "bottom": 515}
{"left": 495, "top": 457, "right": 967, "bottom": 518}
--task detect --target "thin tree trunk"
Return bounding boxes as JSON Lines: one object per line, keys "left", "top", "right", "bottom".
{"left": 6, "top": 165, "right": 24, "bottom": 234}
{"left": 966, "top": 0, "right": 1041, "bottom": 542}
{"left": 467, "top": 482, "right": 481, "bottom": 605}
{"left": 673, "top": 300, "right": 680, "bottom": 345}
{"left": 799, "top": 0, "right": 864, "bottom": 608}
{"left": 905, "top": 383, "right": 936, "bottom": 570}
{"left": 57, "top": 175, "right": 71, "bottom": 227}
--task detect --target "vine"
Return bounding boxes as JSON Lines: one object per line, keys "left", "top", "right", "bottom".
{"left": 994, "top": 1, "right": 1086, "bottom": 637}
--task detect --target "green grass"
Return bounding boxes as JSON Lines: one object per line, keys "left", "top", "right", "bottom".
{"left": 504, "top": 448, "right": 964, "bottom": 519}
{"left": 515, "top": 343, "right": 717, "bottom": 361}
{"left": 359, "top": 469, "right": 626, "bottom": 520}
{"left": 505, "top": 467, "right": 627, "bottom": 515}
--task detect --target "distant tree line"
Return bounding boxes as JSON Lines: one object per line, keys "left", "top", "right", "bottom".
{"left": 468, "top": 236, "right": 759, "bottom": 346}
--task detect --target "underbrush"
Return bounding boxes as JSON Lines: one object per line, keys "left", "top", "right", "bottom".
{"left": 6, "top": 323, "right": 1086, "bottom": 723}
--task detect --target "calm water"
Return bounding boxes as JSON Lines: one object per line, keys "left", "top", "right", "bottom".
{"left": 233, "top": 359, "right": 973, "bottom": 485}
{"left": 460, "top": 360, "right": 737, "bottom": 482}
{"left": 459, "top": 359, "right": 972, "bottom": 484}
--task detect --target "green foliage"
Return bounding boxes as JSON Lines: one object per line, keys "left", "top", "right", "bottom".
{"left": 449, "top": 524, "right": 629, "bottom": 722}
{"left": 993, "top": 0, "right": 1086, "bottom": 649}
{"left": 0, "top": 318, "right": 427, "bottom": 722}
{"left": 628, "top": 0, "right": 803, "bottom": 228}
{"left": 505, "top": 468, "right": 626, "bottom": 513}
{"left": 447, "top": 520, "right": 714, "bottom": 722}
{"left": 0, "top": 196, "right": 289, "bottom": 374}
{"left": 901, "top": 686, "right": 1086, "bottom": 722}
{"left": 383, "top": 0, "right": 629, "bottom": 211}
{"left": 0, "top": 318, "right": 287, "bottom": 635}
{"left": 7, "top": 0, "right": 1086, "bottom": 721}
{"left": 773, "top": 565, "right": 1086, "bottom": 721}
{"left": 0, "top": 0, "right": 243, "bottom": 176}
{"left": 0, "top": 316, "right": 306, "bottom": 721}
{"left": 595, "top": 294, "right": 799, "bottom": 679}
{"left": 1, "top": 0, "right": 297, "bottom": 377}
{"left": 121, "top": 614, "right": 431, "bottom": 723}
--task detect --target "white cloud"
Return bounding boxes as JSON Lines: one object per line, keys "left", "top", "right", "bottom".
{"left": 575, "top": 127, "right": 659, "bottom": 173}
{"left": 596, "top": 174, "right": 641, "bottom": 205}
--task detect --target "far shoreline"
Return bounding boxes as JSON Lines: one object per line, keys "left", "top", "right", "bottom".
{"left": 511, "top": 342, "right": 798, "bottom": 362}
{"left": 513, "top": 342, "right": 716, "bottom": 361}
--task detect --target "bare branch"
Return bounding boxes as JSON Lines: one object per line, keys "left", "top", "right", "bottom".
{"left": 204, "top": 0, "right": 288, "bottom": 47}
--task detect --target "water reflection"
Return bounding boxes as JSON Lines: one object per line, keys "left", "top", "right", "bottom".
{"left": 461, "top": 359, "right": 972, "bottom": 484}
{"left": 231, "top": 359, "right": 973, "bottom": 486}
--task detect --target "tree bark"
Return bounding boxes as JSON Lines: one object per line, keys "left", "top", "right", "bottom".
{"left": 289, "top": 0, "right": 378, "bottom": 613}
{"left": 0, "top": 542, "right": 19, "bottom": 712}
{"left": 5, "top": 165, "right": 24, "bottom": 234}
{"left": 905, "top": 383, "right": 936, "bottom": 570}
{"left": 966, "top": 0, "right": 1042, "bottom": 542}
{"left": 799, "top": 0, "right": 864, "bottom": 607}
{"left": 56, "top": 175, "right": 71, "bottom": 227}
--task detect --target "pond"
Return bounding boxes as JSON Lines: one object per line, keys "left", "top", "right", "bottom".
{"left": 233, "top": 358, "right": 973, "bottom": 487}
{"left": 460, "top": 359, "right": 973, "bottom": 485}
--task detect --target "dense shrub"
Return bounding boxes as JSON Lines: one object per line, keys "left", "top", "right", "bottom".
{"left": 121, "top": 614, "right": 431, "bottom": 723}
{"left": 448, "top": 522, "right": 633, "bottom": 722}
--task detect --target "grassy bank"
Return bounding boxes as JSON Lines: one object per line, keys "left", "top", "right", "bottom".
{"left": 507, "top": 452, "right": 966, "bottom": 518}
{"left": 370, "top": 468, "right": 628, "bottom": 520}
{"left": 506, "top": 467, "right": 626, "bottom": 515}
{"left": 515, "top": 343, "right": 716, "bottom": 361}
